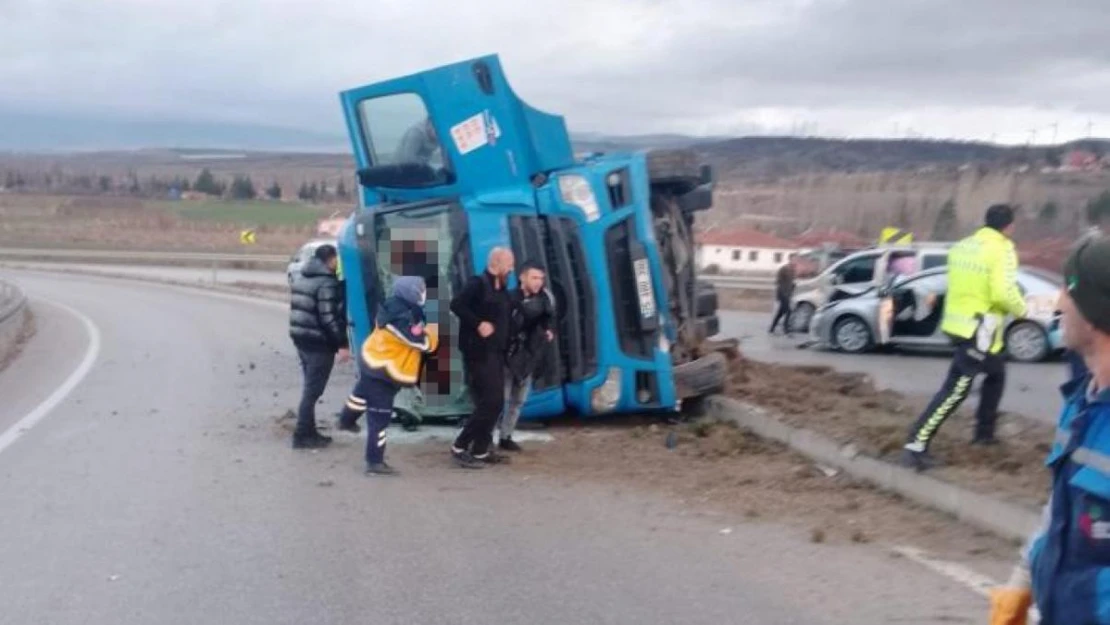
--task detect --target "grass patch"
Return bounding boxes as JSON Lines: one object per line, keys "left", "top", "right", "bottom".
{"left": 148, "top": 199, "right": 322, "bottom": 227}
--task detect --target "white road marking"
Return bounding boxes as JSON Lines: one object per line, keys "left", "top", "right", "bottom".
{"left": 894, "top": 545, "right": 1041, "bottom": 622}
{"left": 0, "top": 299, "right": 101, "bottom": 456}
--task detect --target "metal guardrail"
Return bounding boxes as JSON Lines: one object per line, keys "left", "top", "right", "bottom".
{"left": 0, "top": 247, "right": 777, "bottom": 290}
{"left": 0, "top": 248, "right": 288, "bottom": 265}
{"left": 0, "top": 278, "right": 27, "bottom": 325}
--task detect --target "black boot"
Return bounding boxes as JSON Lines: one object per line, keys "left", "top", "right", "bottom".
{"left": 900, "top": 448, "right": 939, "bottom": 472}
{"left": 336, "top": 410, "right": 361, "bottom": 434}
{"left": 292, "top": 432, "right": 333, "bottom": 450}
{"left": 365, "top": 462, "right": 399, "bottom": 476}
{"left": 499, "top": 437, "right": 523, "bottom": 452}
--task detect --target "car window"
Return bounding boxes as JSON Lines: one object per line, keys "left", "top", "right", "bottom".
{"left": 835, "top": 254, "right": 879, "bottom": 284}
{"left": 921, "top": 253, "right": 948, "bottom": 270}
{"left": 900, "top": 272, "right": 947, "bottom": 292}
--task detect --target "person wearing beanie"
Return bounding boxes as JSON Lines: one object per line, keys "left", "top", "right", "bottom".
{"left": 903, "top": 204, "right": 1027, "bottom": 471}
{"left": 988, "top": 236, "right": 1110, "bottom": 625}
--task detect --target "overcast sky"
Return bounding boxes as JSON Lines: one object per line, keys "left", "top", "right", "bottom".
{"left": 2, "top": 0, "right": 1109, "bottom": 144}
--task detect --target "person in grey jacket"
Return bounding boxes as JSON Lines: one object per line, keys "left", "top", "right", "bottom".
{"left": 288, "top": 244, "right": 349, "bottom": 449}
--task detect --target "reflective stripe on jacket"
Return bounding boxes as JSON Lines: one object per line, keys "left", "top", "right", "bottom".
{"left": 940, "top": 227, "right": 1026, "bottom": 354}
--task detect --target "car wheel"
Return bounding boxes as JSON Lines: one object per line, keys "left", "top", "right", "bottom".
{"left": 790, "top": 302, "right": 815, "bottom": 333}
{"left": 1006, "top": 321, "right": 1049, "bottom": 363}
{"left": 833, "top": 315, "right": 874, "bottom": 354}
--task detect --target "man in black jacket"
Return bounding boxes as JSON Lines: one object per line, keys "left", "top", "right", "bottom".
{"left": 449, "top": 247, "right": 514, "bottom": 468}
{"left": 499, "top": 261, "right": 555, "bottom": 452}
{"left": 288, "top": 244, "right": 349, "bottom": 449}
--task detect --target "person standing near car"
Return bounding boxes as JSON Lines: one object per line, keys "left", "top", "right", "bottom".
{"left": 902, "top": 204, "right": 1027, "bottom": 471}
{"left": 288, "top": 244, "right": 350, "bottom": 449}
{"left": 769, "top": 257, "right": 797, "bottom": 336}
{"left": 499, "top": 261, "right": 555, "bottom": 452}
{"left": 987, "top": 236, "right": 1110, "bottom": 625}
{"left": 449, "top": 247, "right": 515, "bottom": 468}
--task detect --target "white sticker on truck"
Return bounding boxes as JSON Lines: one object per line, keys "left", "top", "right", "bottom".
{"left": 450, "top": 113, "right": 489, "bottom": 155}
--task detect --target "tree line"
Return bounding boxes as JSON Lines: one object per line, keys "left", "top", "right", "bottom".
{"left": 1, "top": 167, "right": 351, "bottom": 203}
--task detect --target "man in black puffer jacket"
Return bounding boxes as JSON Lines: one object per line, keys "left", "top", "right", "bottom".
{"left": 288, "top": 244, "right": 349, "bottom": 449}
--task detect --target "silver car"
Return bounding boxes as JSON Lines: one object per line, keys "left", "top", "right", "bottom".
{"left": 808, "top": 267, "right": 1064, "bottom": 362}
{"left": 286, "top": 239, "right": 336, "bottom": 286}
{"left": 790, "top": 244, "right": 951, "bottom": 333}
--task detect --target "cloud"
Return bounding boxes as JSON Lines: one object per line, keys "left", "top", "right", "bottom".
{"left": 1, "top": 0, "right": 1108, "bottom": 143}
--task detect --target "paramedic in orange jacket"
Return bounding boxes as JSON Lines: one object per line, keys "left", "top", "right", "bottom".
{"left": 335, "top": 276, "right": 438, "bottom": 476}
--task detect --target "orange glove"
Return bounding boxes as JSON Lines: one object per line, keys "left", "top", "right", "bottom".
{"left": 988, "top": 587, "right": 1032, "bottom": 625}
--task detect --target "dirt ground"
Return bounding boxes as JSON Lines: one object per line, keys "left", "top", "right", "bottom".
{"left": 274, "top": 410, "right": 1017, "bottom": 561}
{"left": 727, "top": 358, "right": 1052, "bottom": 508}
{"left": 487, "top": 417, "right": 1017, "bottom": 560}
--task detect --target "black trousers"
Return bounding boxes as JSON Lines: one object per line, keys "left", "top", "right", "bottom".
{"left": 453, "top": 353, "right": 506, "bottom": 457}
{"left": 769, "top": 295, "right": 792, "bottom": 333}
{"left": 906, "top": 338, "right": 1006, "bottom": 450}
{"left": 295, "top": 348, "right": 335, "bottom": 437}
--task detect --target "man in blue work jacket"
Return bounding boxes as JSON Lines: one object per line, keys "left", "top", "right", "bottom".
{"left": 989, "top": 236, "right": 1110, "bottom": 625}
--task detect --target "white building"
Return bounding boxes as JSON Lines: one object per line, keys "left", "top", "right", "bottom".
{"left": 696, "top": 229, "right": 800, "bottom": 273}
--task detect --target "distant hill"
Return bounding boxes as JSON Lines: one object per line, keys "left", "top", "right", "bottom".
{"left": 0, "top": 110, "right": 347, "bottom": 153}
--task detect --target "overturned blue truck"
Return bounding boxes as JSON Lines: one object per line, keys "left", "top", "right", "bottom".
{"left": 335, "top": 54, "right": 731, "bottom": 424}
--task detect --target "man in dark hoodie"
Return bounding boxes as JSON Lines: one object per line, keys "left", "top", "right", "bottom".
{"left": 288, "top": 244, "right": 349, "bottom": 449}
{"left": 335, "top": 276, "right": 438, "bottom": 476}
{"left": 499, "top": 261, "right": 555, "bottom": 452}
{"left": 449, "top": 247, "right": 514, "bottom": 468}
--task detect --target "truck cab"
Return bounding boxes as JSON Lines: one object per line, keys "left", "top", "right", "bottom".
{"left": 336, "top": 54, "right": 727, "bottom": 423}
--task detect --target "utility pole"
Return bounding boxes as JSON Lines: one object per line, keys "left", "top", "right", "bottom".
{"left": 1050, "top": 122, "right": 1059, "bottom": 145}
{"left": 1087, "top": 120, "right": 1095, "bottom": 138}
{"left": 1027, "top": 128, "right": 1038, "bottom": 146}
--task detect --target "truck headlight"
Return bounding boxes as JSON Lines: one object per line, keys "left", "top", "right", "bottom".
{"left": 558, "top": 174, "right": 600, "bottom": 222}
{"left": 590, "top": 367, "right": 622, "bottom": 413}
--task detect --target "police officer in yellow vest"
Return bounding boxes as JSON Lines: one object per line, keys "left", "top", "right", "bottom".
{"left": 903, "top": 204, "right": 1027, "bottom": 471}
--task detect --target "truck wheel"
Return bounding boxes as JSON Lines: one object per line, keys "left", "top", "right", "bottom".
{"left": 696, "top": 282, "right": 718, "bottom": 317}
{"left": 647, "top": 148, "right": 703, "bottom": 195}
{"left": 673, "top": 351, "right": 728, "bottom": 399}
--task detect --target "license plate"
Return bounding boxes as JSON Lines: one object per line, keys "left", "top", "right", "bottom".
{"left": 633, "top": 258, "right": 656, "bottom": 319}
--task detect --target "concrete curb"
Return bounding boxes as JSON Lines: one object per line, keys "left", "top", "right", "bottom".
{"left": 706, "top": 395, "right": 1041, "bottom": 542}
{"left": 0, "top": 277, "right": 33, "bottom": 370}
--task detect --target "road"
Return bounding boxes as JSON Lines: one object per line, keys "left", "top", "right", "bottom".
{"left": 720, "top": 310, "right": 1068, "bottom": 425}
{"left": 0, "top": 270, "right": 996, "bottom": 625}
{"left": 2, "top": 262, "right": 1067, "bottom": 424}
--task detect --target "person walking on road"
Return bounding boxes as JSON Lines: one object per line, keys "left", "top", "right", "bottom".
{"left": 335, "top": 276, "right": 438, "bottom": 476}
{"left": 769, "top": 257, "right": 797, "bottom": 335}
{"left": 902, "top": 204, "right": 1027, "bottom": 471}
{"left": 288, "top": 243, "right": 349, "bottom": 450}
{"left": 988, "top": 236, "right": 1110, "bottom": 625}
{"left": 449, "top": 247, "right": 515, "bottom": 468}
{"left": 499, "top": 261, "right": 555, "bottom": 452}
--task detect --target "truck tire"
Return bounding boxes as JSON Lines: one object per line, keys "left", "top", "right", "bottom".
{"left": 647, "top": 148, "right": 702, "bottom": 195}
{"left": 696, "top": 281, "right": 718, "bottom": 317}
{"left": 673, "top": 351, "right": 728, "bottom": 399}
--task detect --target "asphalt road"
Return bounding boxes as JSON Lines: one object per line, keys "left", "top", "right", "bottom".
{"left": 0, "top": 270, "right": 995, "bottom": 625}
{"left": 0, "top": 262, "right": 289, "bottom": 287}
{"left": 720, "top": 310, "right": 1069, "bottom": 425}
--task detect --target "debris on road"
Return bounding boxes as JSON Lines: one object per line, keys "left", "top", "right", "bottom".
{"left": 727, "top": 357, "right": 1052, "bottom": 507}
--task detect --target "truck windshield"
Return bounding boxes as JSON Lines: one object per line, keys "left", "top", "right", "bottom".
{"left": 371, "top": 201, "right": 472, "bottom": 417}
{"left": 357, "top": 93, "right": 451, "bottom": 187}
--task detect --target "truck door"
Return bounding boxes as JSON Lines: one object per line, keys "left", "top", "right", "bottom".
{"left": 338, "top": 54, "right": 575, "bottom": 205}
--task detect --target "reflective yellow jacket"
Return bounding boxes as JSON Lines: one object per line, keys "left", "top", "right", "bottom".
{"left": 360, "top": 321, "right": 439, "bottom": 386}
{"left": 941, "top": 227, "right": 1027, "bottom": 353}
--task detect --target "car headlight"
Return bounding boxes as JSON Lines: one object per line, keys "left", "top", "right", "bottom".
{"left": 1025, "top": 294, "right": 1056, "bottom": 320}
{"left": 590, "top": 367, "right": 622, "bottom": 413}
{"left": 558, "top": 174, "right": 600, "bottom": 222}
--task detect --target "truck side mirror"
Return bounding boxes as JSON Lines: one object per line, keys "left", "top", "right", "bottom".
{"left": 699, "top": 164, "right": 714, "bottom": 185}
